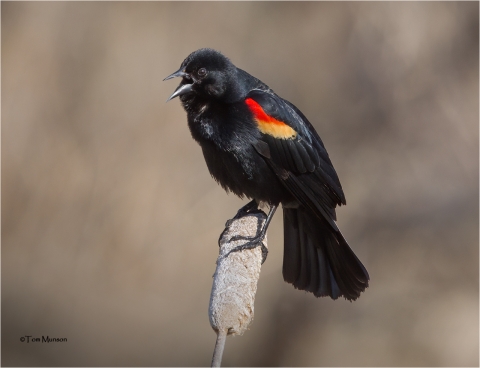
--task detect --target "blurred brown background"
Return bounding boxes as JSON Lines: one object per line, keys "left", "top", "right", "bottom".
{"left": 2, "top": 2, "right": 478, "bottom": 366}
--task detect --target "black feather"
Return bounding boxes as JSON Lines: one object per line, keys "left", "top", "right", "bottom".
{"left": 282, "top": 207, "right": 368, "bottom": 300}
{"left": 295, "top": 221, "right": 311, "bottom": 290}
{"left": 285, "top": 139, "right": 307, "bottom": 173}
{"left": 283, "top": 209, "right": 301, "bottom": 283}
{"left": 296, "top": 140, "right": 316, "bottom": 172}
{"left": 281, "top": 139, "right": 299, "bottom": 173}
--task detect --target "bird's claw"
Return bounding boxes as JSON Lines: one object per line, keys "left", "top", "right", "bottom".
{"left": 225, "top": 235, "right": 268, "bottom": 264}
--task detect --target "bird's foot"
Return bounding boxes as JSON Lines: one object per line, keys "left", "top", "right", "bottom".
{"left": 219, "top": 200, "right": 262, "bottom": 244}
{"left": 226, "top": 234, "right": 268, "bottom": 264}
{"left": 219, "top": 201, "right": 276, "bottom": 265}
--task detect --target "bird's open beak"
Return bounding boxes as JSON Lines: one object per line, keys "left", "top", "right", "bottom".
{"left": 164, "top": 68, "right": 194, "bottom": 102}
{"left": 166, "top": 83, "right": 194, "bottom": 102}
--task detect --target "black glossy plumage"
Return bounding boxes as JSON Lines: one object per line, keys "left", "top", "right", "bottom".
{"left": 165, "top": 48, "right": 369, "bottom": 300}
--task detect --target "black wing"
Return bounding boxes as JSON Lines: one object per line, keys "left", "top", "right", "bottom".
{"left": 246, "top": 89, "right": 345, "bottom": 228}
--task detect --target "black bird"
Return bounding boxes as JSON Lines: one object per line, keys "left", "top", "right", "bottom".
{"left": 165, "top": 48, "right": 369, "bottom": 300}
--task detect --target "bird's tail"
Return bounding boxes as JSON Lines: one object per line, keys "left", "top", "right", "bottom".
{"left": 282, "top": 207, "right": 369, "bottom": 300}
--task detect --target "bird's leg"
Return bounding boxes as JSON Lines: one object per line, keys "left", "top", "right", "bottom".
{"left": 226, "top": 204, "right": 278, "bottom": 264}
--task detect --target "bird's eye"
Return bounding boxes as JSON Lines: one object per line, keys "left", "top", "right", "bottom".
{"left": 197, "top": 68, "right": 207, "bottom": 77}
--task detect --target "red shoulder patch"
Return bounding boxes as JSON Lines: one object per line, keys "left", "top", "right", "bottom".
{"left": 245, "top": 98, "right": 297, "bottom": 139}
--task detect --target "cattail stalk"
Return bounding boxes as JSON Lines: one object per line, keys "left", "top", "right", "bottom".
{"left": 209, "top": 211, "right": 267, "bottom": 367}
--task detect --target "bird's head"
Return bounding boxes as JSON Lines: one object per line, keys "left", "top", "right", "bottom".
{"left": 164, "top": 48, "right": 243, "bottom": 103}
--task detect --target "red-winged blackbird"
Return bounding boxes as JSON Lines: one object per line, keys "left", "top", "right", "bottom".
{"left": 165, "top": 48, "right": 369, "bottom": 301}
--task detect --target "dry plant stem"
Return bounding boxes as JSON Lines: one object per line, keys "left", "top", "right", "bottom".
{"left": 211, "top": 329, "right": 227, "bottom": 368}
{"left": 209, "top": 211, "right": 268, "bottom": 367}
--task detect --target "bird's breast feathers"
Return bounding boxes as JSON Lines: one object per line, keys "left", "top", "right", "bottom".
{"left": 245, "top": 98, "right": 297, "bottom": 139}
